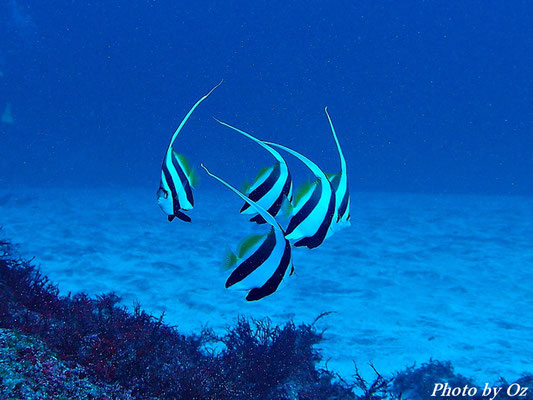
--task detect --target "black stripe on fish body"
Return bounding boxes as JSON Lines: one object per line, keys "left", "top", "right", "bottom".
{"left": 274, "top": 171, "right": 293, "bottom": 212}
{"left": 174, "top": 210, "right": 192, "bottom": 223}
{"left": 225, "top": 228, "right": 277, "bottom": 288}
{"left": 162, "top": 162, "right": 181, "bottom": 214}
{"left": 249, "top": 214, "right": 267, "bottom": 224}
{"left": 246, "top": 239, "right": 292, "bottom": 301}
{"left": 285, "top": 180, "right": 322, "bottom": 236}
{"left": 171, "top": 152, "right": 194, "bottom": 207}
{"left": 337, "top": 188, "right": 350, "bottom": 222}
{"left": 240, "top": 164, "right": 281, "bottom": 213}
{"left": 249, "top": 172, "right": 293, "bottom": 224}
{"left": 293, "top": 187, "right": 336, "bottom": 249}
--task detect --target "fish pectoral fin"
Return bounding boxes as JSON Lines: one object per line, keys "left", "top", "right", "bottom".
{"left": 167, "top": 215, "right": 175, "bottom": 222}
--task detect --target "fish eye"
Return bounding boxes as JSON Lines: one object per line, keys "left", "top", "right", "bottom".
{"left": 157, "top": 188, "right": 169, "bottom": 199}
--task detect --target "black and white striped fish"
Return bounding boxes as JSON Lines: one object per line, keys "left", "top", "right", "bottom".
{"left": 201, "top": 164, "right": 293, "bottom": 301}
{"left": 324, "top": 107, "right": 351, "bottom": 233}
{"left": 214, "top": 119, "right": 293, "bottom": 224}
{"left": 265, "top": 142, "right": 336, "bottom": 249}
{"left": 157, "top": 81, "right": 222, "bottom": 222}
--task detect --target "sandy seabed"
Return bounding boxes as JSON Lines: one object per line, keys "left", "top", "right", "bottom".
{"left": 1, "top": 186, "right": 532, "bottom": 382}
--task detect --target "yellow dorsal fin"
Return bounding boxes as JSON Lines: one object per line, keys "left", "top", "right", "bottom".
{"left": 293, "top": 180, "right": 316, "bottom": 206}
{"left": 254, "top": 165, "right": 274, "bottom": 182}
{"left": 188, "top": 168, "right": 198, "bottom": 188}
{"left": 325, "top": 172, "right": 339, "bottom": 180}
{"left": 280, "top": 195, "right": 295, "bottom": 219}
{"left": 241, "top": 178, "right": 251, "bottom": 194}
{"left": 173, "top": 151, "right": 192, "bottom": 173}
{"left": 222, "top": 246, "right": 239, "bottom": 271}
{"left": 245, "top": 164, "right": 275, "bottom": 193}
{"left": 173, "top": 151, "right": 198, "bottom": 187}
{"left": 237, "top": 233, "right": 265, "bottom": 258}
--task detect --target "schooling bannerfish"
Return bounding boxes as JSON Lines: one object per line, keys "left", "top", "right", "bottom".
{"left": 214, "top": 118, "right": 293, "bottom": 224}
{"left": 324, "top": 107, "right": 351, "bottom": 232}
{"left": 201, "top": 164, "right": 293, "bottom": 301}
{"left": 265, "top": 142, "right": 336, "bottom": 249}
{"left": 157, "top": 81, "right": 222, "bottom": 222}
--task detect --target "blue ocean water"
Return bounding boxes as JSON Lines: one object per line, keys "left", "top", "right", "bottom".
{"left": 1, "top": 0, "right": 532, "bottom": 385}
{"left": 1, "top": 1, "right": 532, "bottom": 194}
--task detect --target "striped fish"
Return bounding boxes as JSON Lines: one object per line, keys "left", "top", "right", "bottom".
{"left": 264, "top": 142, "right": 336, "bottom": 249}
{"left": 201, "top": 164, "right": 293, "bottom": 301}
{"left": 214, "top": 119, "right": 293, "bottom": 224}
{"left": 324, "top": 107, "right": 351, "bottom": 232}
{"left": 157, "top": 81, "right": 222, "bottom": 222}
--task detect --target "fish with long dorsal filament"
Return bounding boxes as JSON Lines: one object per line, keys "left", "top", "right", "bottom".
{"left": 214, "top": 118, "right": 293, "bottom": 224}
{"left": 157, "top": 81, "right": 222, "bottom": 222}
{"left": 201, "top": 164, "right": 293, "bottom": 301}
{"left": 324, "top": 107, "right": 351, "bottom": 234}
{"left": 264, "top": 141, "right": 336, "bottom": 249}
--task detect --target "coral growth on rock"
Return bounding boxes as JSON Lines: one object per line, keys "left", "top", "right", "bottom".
{"left": 0, "top": 328, "right": 133, "bottom": 399}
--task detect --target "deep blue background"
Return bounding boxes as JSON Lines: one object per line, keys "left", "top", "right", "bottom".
{"left": 1, "top": 1, "right": 532, "bottom": 195}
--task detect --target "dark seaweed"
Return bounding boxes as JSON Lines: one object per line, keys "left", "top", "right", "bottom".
{"left": 392, "top": 360, "right": 474, "bottom": 400}
{"left": 351, "top": 363, "right": 397, "bottom": 400}
{"left": 0, "top": 235, "right": 354, "bottom": 399}
{"left": 392, "top": 360, "right": 533, "bottom": 400}
{"left": 1, "top": 235, "right": 531, "bottom": 400}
